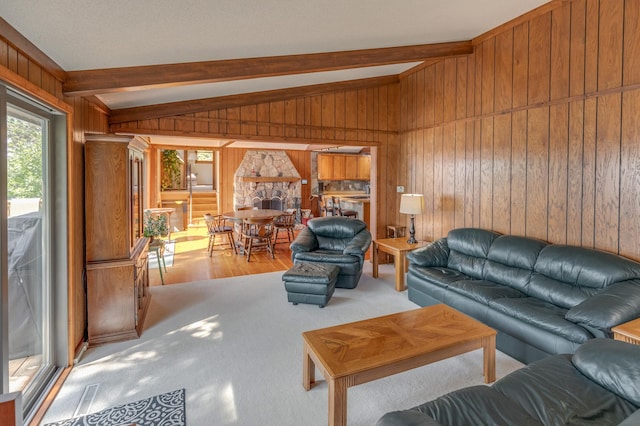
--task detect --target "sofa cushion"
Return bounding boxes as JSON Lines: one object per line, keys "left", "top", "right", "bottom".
{"left": 572, "top": 339, "right": 640, "bottom": 407}
{"left": 488, "top": 297, "right": 592, "bottom": 343}
{"left": 446, "top": 228, "right": 500, "bottom": 279}
{"left": 407, "top": 266, "right": 469, "bottom": 289}
{"left": 447, "top": 280, "right": 526, "bottom": 305}
{"left": 410, "top": 385, "right": 542, "bottom": 426}
{"left": 527, "top": 273, "right": 596, "bottom": 309}
{"left": 484, "top": 235, "right": 546, "bottom": 292}
{"left": 307, "top": 216, "right": 367, "bottom": 238}
{"left": 494, "top": 354, "right": 638, "bottom": 425}
{"left": 293, "top": 250, "right": 360, "bottom": 265}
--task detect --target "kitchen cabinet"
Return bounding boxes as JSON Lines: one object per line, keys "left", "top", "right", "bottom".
{"left": 317, "top": 154, "right": 370, "bottom": 180}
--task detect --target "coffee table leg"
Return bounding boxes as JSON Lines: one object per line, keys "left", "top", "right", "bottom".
{"left": 328, "top": 377, "right": 348, "bottom": 426}
{"left": 372, "top": 242, "right": 379, "bottom": 278}
{"left": 483, "top": 335, "right": 496, "bottom": 383}
{"left": 303, "top": 343, "right": 315, "bottom": 390}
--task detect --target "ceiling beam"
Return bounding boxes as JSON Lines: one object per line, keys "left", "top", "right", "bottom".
{"left": 64, "top": 41, "right": 472, "bottom": 97}
{"left": 109, "top": 75, "right": 399, "bottom": 124}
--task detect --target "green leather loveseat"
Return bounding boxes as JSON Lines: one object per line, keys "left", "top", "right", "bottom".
{"left": 377, "top": 338, "right": 640, "bottom": 425}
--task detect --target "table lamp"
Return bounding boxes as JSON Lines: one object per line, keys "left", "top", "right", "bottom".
{"left": 399, "top": 194, "right": 424, "bottom": 244}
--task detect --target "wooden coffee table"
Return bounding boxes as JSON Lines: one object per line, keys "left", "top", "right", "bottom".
{"left": 372, "top": 237, "right": 429, "bottom": 291}
{"left": 302, "top": 304, "right": 496, "bottom": 426}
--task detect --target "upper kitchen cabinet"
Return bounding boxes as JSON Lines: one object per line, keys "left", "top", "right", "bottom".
{"left": 318, "top": 154, "right": 370, "bottom": 180}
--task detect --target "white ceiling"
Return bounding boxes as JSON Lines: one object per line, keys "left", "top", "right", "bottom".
{"left": 1, "top": 0, "right": 548, "bottom": 148}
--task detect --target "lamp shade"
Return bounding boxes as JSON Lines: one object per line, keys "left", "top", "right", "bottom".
{"left": 399, "top": 194, "right": 424, "bottom": 215}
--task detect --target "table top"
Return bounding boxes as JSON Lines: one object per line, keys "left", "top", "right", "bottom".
{"left": 302, "top": 304, "right": 495, "bottom": 378}
{"left": 374, "top": 237, "right": 429, "bottom": 251}
{"left": 222, "top": 209, "right": 284, "bottom": 220}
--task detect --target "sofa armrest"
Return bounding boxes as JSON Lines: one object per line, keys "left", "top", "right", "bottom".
{"left": 565, "top": 279, "right": 640, "bottom": 333}
{"left": 344, "top": 230, "right": 372, "bottom": 261}
{"left": 289, "top": 227, "right": 318, "bottom": 254}
{"left": 376, "top": 410, "right": 444, "bottom": 426}
{"left": 406, "top": 238, "right": 449, "bottom": 267}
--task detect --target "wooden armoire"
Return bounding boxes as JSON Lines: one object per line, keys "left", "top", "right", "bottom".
{"left": 84, "top": 134, "right": 150, "bottom": 345}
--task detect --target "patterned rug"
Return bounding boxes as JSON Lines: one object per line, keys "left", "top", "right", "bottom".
{"left": 44, "top": 388, "right": 185, "bottom": 426}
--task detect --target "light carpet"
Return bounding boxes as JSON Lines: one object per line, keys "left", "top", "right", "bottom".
{"left": 41, "top": 264, "right": 523, "bottom": 426}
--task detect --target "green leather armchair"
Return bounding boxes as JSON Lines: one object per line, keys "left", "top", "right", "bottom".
{"left": 290, "top": 216, "right": 371, "bottom": 289}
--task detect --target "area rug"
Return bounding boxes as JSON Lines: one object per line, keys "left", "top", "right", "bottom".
{"left": 44, "top": 388, "right": 185, "bottom": 426}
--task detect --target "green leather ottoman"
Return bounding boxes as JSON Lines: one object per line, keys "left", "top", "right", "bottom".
{"left": 282, "top": 262, "right": 339, "bottom": 308}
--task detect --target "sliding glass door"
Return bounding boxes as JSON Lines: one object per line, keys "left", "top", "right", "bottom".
{"left": 1, "top": 84, "right": 67, "bottom": 419}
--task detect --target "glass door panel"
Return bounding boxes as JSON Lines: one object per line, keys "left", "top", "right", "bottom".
{"left": 6, "top": 105, "right": 49, "bottom": 399}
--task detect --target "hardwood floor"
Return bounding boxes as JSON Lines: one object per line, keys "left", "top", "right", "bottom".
{"left": 149, "top": 223, "right": 296, "bottom": 285}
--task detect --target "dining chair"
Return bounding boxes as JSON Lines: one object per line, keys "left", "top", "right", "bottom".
{"left": 273, "top": 211, "right": 296, "bottom": 246}
{"left": 241, "top": 216, "right": 275, "bottom": 262}
{"left": 332, "top": 197, "right": 358, "bottom": 218}
{"left": 237, "top": 206, "right": 257, "bottom": 211}
{"left": 204, "top": 214, "right": 237, "bottom": 255}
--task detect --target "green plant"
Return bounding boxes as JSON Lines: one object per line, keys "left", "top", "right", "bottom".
{"left": 161, "top": 149, "right": 182, "bottom": 190}
{"left": 143, "top": 212, "right": 169, "bottom": 239}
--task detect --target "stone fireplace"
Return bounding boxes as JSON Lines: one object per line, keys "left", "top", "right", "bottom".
{"left": 234, "top": 150, "right": 302, "bottom": 212}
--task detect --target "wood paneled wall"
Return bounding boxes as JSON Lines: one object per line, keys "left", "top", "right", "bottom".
{"left": 399, "top": 0, "right": 640, "bottom": 260}
{"left": 1, "top": 34, "right": 109, "bottom": 361}
{"left": 115, "top": 85, "right": 401, "bottom": 239}
{"left": 111, "top": 86, "right": 397, "bottom": 146}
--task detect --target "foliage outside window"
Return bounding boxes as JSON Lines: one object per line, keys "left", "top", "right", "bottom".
{"left": 7, "top": 116, "right": 43, "bottom": 199}
{"left": 161, "top": 149, "right": 182, "bottom": 190}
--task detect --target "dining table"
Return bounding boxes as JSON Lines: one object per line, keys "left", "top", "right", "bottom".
{"left": 221, "top": 209, "right": 284, "bottom": 254}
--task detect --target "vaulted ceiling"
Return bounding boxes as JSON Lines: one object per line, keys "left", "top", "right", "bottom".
{"left": 0, "top": 0, "right": 549, "bottom": 149}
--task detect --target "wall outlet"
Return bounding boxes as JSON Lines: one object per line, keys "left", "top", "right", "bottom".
{"left": 397, "top": 185, "right": 405, "bottom": 193}
{"left": 301, "top": 179, "right": 308, "bottom": 184}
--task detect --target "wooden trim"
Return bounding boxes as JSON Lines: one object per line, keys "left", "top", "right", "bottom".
{"left": 27, "top": 367, "right": 72, "bottom": 426}
{"left": 473, "top": 0, "right": 573, "bottom": 45}
{"left": 65, "top": 42, "right": 472, "bottom": 96}
{"left": 0, "top": 65, "right": 71, "bottom": 113}
{"left": 0, "top": 18, "right": 67, "bottom": 82}
{"left": 109, "top": 76, "right": 399, "bottom": 123}
{"left": 238, "top": 176, "right": 300, "bottom": 183}
{"left": 114, "top": 127, "right": 382, "bottom": 147}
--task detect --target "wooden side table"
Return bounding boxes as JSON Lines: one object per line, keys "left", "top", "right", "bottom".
{"left": 372, "top": 237, "right": 428, "bottom": 291}
{"left": 612, "top": 317, "right": 640, "bottom": 345}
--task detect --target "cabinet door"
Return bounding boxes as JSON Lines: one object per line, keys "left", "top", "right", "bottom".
{"left": 318, "top": 154, "right": 333, "bottom": 180}
{"left": 333, "top": 155, "right": 346, "bottom": 180}
{"left": 357, "top": 156, "right": 371, "bottom": 180}
{"left": 345, "top": 156, "right": 358, "bottom": 179}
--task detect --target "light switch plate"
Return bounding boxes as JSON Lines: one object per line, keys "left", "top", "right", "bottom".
{"left": 397, "top": 185, "right": 404, "bottom": 193}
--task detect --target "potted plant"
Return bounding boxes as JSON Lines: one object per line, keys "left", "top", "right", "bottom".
{"left": 143, "top": 212, "right": 169, "bottom": 242}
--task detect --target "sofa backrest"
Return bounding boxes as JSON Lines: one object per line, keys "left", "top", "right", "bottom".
{"left": 529, "top": 245, "right": 640, "bottom": 308}
{"left": 484, "top": 235, "right": 547, "bottom": 292}
{"left": 307, "top": 216, "right": 367, "bottom": 251}
{"left": 446, "top": 228, "right": 500, "bottom": 279}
